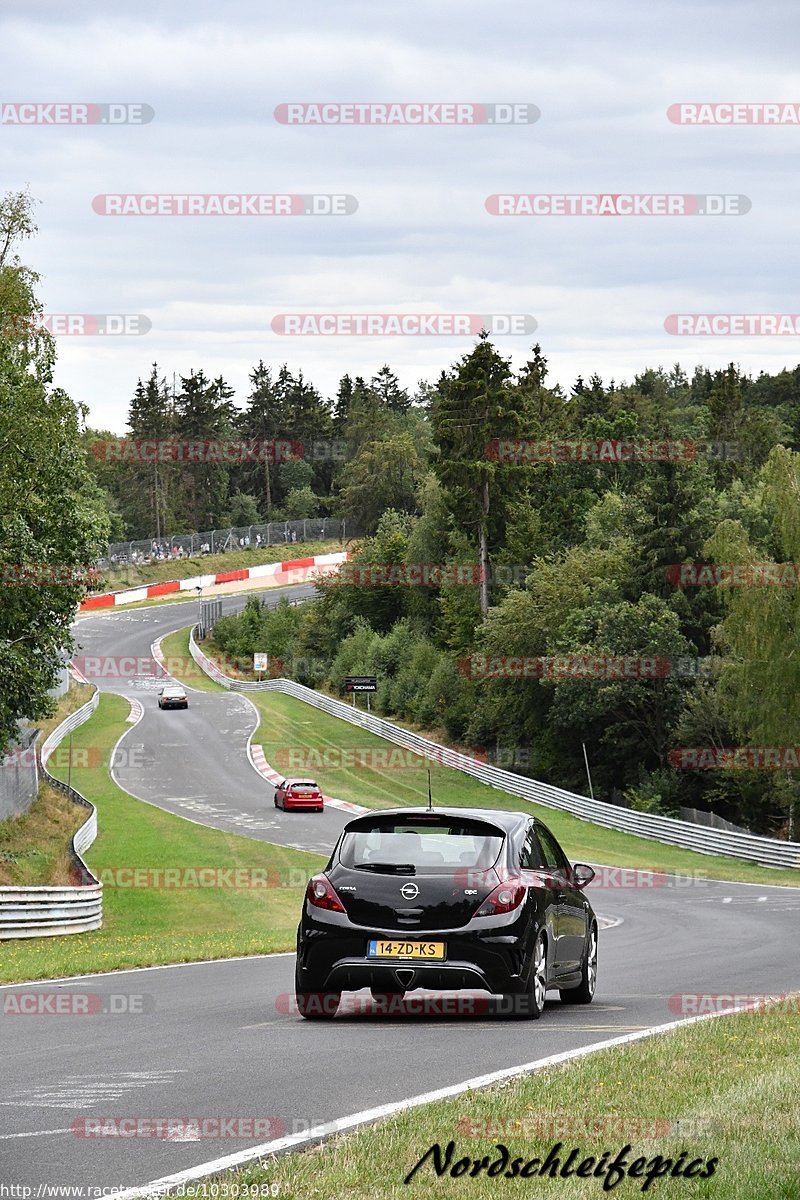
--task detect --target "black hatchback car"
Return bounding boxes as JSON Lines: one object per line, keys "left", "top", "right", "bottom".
{"left": 294, "top": 806, "right": 597, "bottom": 1020}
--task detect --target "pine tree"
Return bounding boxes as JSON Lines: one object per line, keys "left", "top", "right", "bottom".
{"left": 124, "top": 364, "right": 175, "bottom": 538}
{"left": 282, "top": 369, "right": 334, "bottom": 497}
{"left": 333, "top": 374, "right": 354, "bottom": 432}
{"left": 370, "top": 365, "right": 410, "bottom": 413}
{"left": 341, "top": 374, "right": 390, "bottom": 455}
{"left": 173, "top": 370, "right": 236, "bottom": 530}
{"left": 431, "top": 333, "right": 523, "bottom": 615}
{"left": 239, "top": 361, "right": 290, "bottom": 514}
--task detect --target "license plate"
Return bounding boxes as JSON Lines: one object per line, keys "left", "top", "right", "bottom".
{"left": 367, "top": 940, "right": 445, "bottom": 961}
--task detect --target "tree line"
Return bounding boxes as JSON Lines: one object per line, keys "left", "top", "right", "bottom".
{"left": 210, "top": 336, "right": 800, "bottom": 838}
{"left": 87, "top": 363, "right": 430, "bottom": 541}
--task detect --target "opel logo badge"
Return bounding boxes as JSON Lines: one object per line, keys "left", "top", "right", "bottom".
{"left": 401, "top": 882, "right": 419, "bottom": 900}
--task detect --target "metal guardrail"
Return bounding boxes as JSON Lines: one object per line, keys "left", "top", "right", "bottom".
{"left": 187, "top": 627, "right": 800, "bottom": 870}
{"left": 0, "top": 689, "right": 103, "bottom": 940}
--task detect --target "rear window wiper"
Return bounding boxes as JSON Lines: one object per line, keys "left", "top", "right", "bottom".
{"left": 353, "top": 862, "right": 417, "bottom": 874}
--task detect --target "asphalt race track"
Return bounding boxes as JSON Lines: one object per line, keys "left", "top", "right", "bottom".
{"left": 72, "top": 586, "right": 351, "bottom": 854}
{"left": 1, "top": 592, "right": 799, "bottom": 1194}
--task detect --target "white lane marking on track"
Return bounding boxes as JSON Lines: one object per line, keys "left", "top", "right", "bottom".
{"left": 697, "top": 895, "right": 800, "bottom": 908}
{"left": 110, "top": 998, "right": 800, "bottom": 1199}
{"left": 0, "top": 1128, "right": 72, "bottom": 1140}
{"left": 0, "top": 1070, "right": 186, "bottom": 1110}
{"left": 157, "top": 797, "right": 281, "bottom": 832}
{"left": 597, "top": 914, "right": 623, "bottom": 929}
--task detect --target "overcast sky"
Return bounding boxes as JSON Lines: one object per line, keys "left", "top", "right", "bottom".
{"left": 2, "top": 0, "right": 799, "bottom": 432}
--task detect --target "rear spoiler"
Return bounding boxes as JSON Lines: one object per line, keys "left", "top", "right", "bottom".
{"left": 342, "top": 813, "right": 507, "bottom": 839}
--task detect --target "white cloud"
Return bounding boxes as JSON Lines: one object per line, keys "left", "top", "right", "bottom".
{"left": 1, "top": 0, "right": 799, "bottom": 430}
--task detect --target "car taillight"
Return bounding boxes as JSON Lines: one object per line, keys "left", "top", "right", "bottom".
{"left": 473, "top": 881, "right": 526, "bottom": 917}
{"left": 306, "top": 874, "right": 346, "bottom": 913}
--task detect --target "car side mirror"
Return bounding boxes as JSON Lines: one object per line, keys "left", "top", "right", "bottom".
{"left": 570, "top": 863, "right": 595, "bottom": 890}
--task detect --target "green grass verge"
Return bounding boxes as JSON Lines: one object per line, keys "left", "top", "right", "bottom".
{"left": 158, "top": 626, "right": 225, "bottom": 693}
{"left": 0, "top": 781, "right": 85, "bottom": 886}
{"left": 0, "top": 682, "right": 96, "bottom": 885}
{"left": 0, "top": 692, "right": 324, "bottom": 984}
{"left": 221, "top": 1001, "right": 800, "bottom": 1200}
{"left": 101, "top": 541, "right": 345, "bottom": 590}
{"left": 249, "top": 691, "right": 800, "bottom": 888}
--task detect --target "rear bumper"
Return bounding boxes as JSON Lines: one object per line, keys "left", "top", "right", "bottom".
{"left": 159, "top": 700, "right": 188, "bottom": 708}
{"left": 297, "top": 928, "right": 530, "bottom": 995}
{"left": 284, "top": 799, "right": 324, "bottom": 811}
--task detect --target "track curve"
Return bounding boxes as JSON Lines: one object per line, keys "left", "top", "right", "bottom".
{"left": 73, "top": 587, "right": 351, "bottom": 854}
{"left": 1, "top": 589, "right": 797, "bottom": 1194}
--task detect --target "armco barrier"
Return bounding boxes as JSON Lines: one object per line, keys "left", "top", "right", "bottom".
{"left": 188, "top": 627, "right": 800, "bottom": 870}
{"left": 0, "top": 689, "right": 103, "bottom": 939}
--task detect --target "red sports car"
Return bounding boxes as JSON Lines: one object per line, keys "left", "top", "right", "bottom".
{"left": 274, "top": 778, "right": 324, "bottom": 812}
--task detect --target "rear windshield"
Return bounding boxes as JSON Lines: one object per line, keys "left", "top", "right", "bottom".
{"left": 290, "top": 781, "right": 317, "bottom": 790}
{"left": 338, "top": 817, "right": 504, "bottom": 875}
